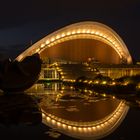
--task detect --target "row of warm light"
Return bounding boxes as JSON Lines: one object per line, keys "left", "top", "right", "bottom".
{"left": 35, "top": 28, "right": 125, "bottom": 59}
{"left": 82, "top": 89, "right": 116, "bottom": 99}
{"left": 55, "top": 66, "right": 65, "bottom": 79}
{"left": 81, "top": 79, "right": 116, "bottom": 85}
{"left": 54, "top": 65, "right": 113, "bottom": 84}
{"left": 54, "top": 65, "right": 76, "bottom": 81}
{"left": 43, "top": 100, "right": 124, "bottom": 126}
{"left": 44, "top": 63, "right": 132, "bottom": 86}
{"left": 42, "top": 101, "right": 127, "bottom": 136}
{"left": 50, "top": 63, "right": 64, "bottom": 79}
{"left": 80, "top": 79, "right": 136, "bottom": 87}
{"left": 50, "top": 63, "right": 76, "bottom": 81}
{"left": 62, "top": 79, "right": 76, "bottom": 82}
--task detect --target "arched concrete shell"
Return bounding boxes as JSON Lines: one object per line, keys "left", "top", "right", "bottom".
{"left": 16, "top": 21, "right": 132, "bottom": 64}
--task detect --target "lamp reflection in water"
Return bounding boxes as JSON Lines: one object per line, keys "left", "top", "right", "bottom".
{"left": 31, "top": 83, "right": 129, "bottom": 140}
{"left": 41, "top": 101, "right": 128, "bottom": 140}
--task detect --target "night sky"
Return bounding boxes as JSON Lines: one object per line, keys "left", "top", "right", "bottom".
{"left": 0, "top": 0, "right": 140, "bottom": 60}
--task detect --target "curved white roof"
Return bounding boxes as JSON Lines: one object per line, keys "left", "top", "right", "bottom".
{"left": 16, "top": 21, "right": 132, "bottom": 64}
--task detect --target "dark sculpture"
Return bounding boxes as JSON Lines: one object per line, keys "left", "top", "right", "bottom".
{"left": 0, "top": 53, "right": 42, "bottom": 92}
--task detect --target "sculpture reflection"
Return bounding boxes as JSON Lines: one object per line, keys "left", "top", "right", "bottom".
{"left": 30, "top": 83, "right": 129, "bottom": 140}
{"left": 0, "top": 93, "right": 42, "bottom": 125}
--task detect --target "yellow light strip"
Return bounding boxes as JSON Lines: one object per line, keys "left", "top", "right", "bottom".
{"left": 16, "top": 22, "right": 132, "bottom": 63}
{"left": 37, "top": 29, "right": 124, "bottom": 59}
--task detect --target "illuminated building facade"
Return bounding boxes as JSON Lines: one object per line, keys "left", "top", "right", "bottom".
{"left": 19, "top": 21, "right": 132, "bottom": 139}
{"left": 16, "top": 21, "right": 132, "bottom": 64}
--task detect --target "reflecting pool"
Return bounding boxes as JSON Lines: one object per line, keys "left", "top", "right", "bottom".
{"left": 26, "top": 83, "right": 129, "bottom": 139}
{"left": 1, "top": 82, "right": 140, "bottom": 140}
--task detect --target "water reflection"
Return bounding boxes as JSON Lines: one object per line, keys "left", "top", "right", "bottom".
{"left": 0, "top": 93, "right": 42, "bottom": 125}
{"left": 27, "top": 83, "right": 129, "bottom": 140}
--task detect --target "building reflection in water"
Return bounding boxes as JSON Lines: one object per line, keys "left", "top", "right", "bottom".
{"left": 27, "top": 83, "right": 129, "bottom": 140}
